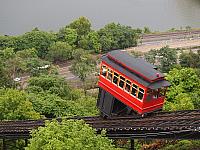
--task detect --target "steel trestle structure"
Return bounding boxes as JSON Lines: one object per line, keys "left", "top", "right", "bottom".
{"left": 0, "top": 110, "right": 200, "bottom": 140}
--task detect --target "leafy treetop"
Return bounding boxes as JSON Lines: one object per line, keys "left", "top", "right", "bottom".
{"left": 164, "top": 68, "right": 200, "bottom": 110}
{"left": 26, "top": 119, "right": 121, "bottom": 150}
{"left": 0, "top": 88, "right": 40, "bottom": 120}
{"left": 68, "top": 16, "right": 92, "bottom": 38}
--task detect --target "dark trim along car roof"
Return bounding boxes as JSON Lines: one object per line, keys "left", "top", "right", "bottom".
{"left": 107, "top": 50, "right": 164, "bottom": 82}
{"left": 102, "top": 50, "right": 170, "bottom": 89}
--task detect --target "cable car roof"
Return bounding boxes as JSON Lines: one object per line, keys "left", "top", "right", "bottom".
{"left": 102, "top": 50, "right": 170, "bottom": 89}
{"left": 107, "top": 50, "right": 164, "bottom": 82}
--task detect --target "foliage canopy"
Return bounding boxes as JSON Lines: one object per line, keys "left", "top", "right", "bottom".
{"left": 0, "top": 88, "right": 40, "bottom": 120}
{"left": 26, "top": 119, "right": 120, "bottom": 150}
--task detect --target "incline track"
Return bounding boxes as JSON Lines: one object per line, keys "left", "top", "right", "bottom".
{"left": 0, "top": 110, "right": 200, "bottom": 139}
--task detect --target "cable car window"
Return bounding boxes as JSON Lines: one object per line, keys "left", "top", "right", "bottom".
{"left": 113, "top": 72, "right": 119, "bottom": 85}
{"left": 107, "top": 69, "right": 113, "bottom": 81}
{"left": 152, "top": 89, "right": 159, "bottom": 98}
{"left": 146, "top": 89, "right": 153, "bottom": 101}
{"left": 146, "top": 89, "right": 158, "bottom": 99}
{"left": 138, "top": 88, "right": 144, "bottom": 100}
{"left": 101, "top": 65, "right": 107, "bottom": 77}
{"left": 125, "top": 80, "right": 131, "bottom": 92}
{"left": 131, "top": 84, "right": 138, "bottom": 97}
{"left": 119, "top": 76, "right": 125, "bottom": 88}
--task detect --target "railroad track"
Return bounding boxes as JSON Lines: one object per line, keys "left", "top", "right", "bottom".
{"left": 0, "top": 110, "right": 200, "bottom": 139}
{"left": 141, "top": 30, "right": 200, "bottom": 39}
{"left": 140, "top": 30, "right": 200, "bottom": 44}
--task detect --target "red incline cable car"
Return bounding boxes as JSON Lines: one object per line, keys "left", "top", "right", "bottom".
{"left": 97, "top": 50, "right": 170, "bottom": 117}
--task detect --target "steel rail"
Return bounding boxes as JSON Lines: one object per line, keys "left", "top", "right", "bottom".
{"left": 0, "top": 109, "right": 200, "bottom": 139}
{"left": 141, "top": 30, "right": 200, "bottom": 38}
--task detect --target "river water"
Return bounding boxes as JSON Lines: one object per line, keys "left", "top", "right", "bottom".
{"left": 0, "top": 0, "right": 200, "bottom": 35}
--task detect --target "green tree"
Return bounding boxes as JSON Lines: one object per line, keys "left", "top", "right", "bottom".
{"left": 179, "top": 51, "right": 191, "bottom": 67}
{"left": 4, "top": 48, "right": 53, "bottom": 77}
{"left": 168, "top": 28, "right": 177, "bottom": 32}
{"left": 165, "top": 68, "right": 200, "bottom": 110}
{"left": 47, "top": 41, "right": 74, "bottom": 62}
{"left": 98, "top": 23, "right": 139, "bottom": 50}
{"left": 145, "top": 47, "right": 177, "bottom": 72}
{"left": 26, "top": 75, "right": 80, "bottom": 100}
{"left": 65, "top": 96, "right": 98, "bottom": 116}
{"left": 26, "top": 119, "right": 120, "bottom": 150}
{"left": 190, "top": 89, "right": 200, "bottom": 109}
{"left": 185, "top": 26, "right": 191, "bottom": 31}
{"left": 57, "top": 27, "right": 78, "bottom": 45}
{"left": 0, "top": 48, "right": 23, "bottom": 87}
{"left": 0, "top": 35, "right": 17, "bottom": 49}
{"left": 16, "top": 48, "right": 38, "bottom": 59}
{"left": 179, "top": 50, "right": 200, "bottom": 68}
{"left": 0, "top": 47, "right": 15, "bottom": 60}
{"left": 99, "top": 35, "right": 112, "bottom": 51}
{"left": 15, "top": 29, "right": 56, "bottom": 58}
{"left": 143, "top": 27, "right": 151, "bottom": 34}
{"left": 163, "top": 67, "right": 200, "bottom": 150}
{"left": 25, "top": 58, "right": 52, "bottom": 77}
{"left": 28, "top": 92, "right": 98, "bottom": 118}
{"left": 164, "top": 93, "right": 194, "bottom": 111}
{"left": 158, "top": 46, "right": 177, "bottom": 72}
{"left": 26, "top": 75, "right": 94, "bottom": 117}
{"left": 0, "top": 48, "right": 37, "bottom": 87}
{"left": 0, "top": 88, "right": 40, "bottom": 120}
{"left": 17, "top": 48, "right": 53, "bottom": 77}
{"left": 68, "top": 16, "right": 92, "bottom": 38}
{"left": 28, "top": 92, "right": 68, "bottom": 118}
{"left": 166, "top": 68, "right": 200, "bottom": 94}
{"left": 71, "top": 50, "right": 96, "bottom": 82}
{"left": 144, "top": 49, "right": 158, "bottom": 65}
{"left": 0, "top": 60, "right": 13, "bottom": 88}
{"left": 79, "top": 31, "right": 101, "bottom": 53}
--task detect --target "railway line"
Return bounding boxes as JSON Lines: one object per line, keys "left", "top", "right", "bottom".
{"left": 141, "top": 30, "right": 200, "bottom": 43}
{"left": 142, "top": 30, "right": 200, "bottom": 37}
{"left": 0, "top": 110, "right": 200, "bottom": 140}
{"left": 125, "top": 29, "right": 200, "bottom": 53}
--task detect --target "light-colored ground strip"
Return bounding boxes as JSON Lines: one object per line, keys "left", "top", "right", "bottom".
{"left": 126, "top": 39, "right": 200, "bottom": 53}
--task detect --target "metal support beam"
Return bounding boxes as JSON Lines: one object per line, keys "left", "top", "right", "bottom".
{"left": 130, "top": 138, "right": 134, "bottom": 150}
{"left": 2, "top": 139, "right": 6, "bottom": 150}
{"left": 25, "top": 139, "right": 28, "bottom": 147}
